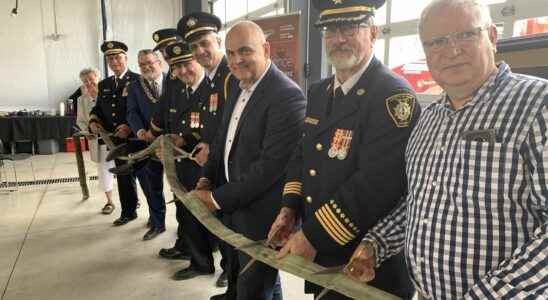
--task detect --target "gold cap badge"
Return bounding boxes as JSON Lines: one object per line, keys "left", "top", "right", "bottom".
{"left": 107, "top": 42, "right": 114, "bottom": 49}
{"left": 173, "top": 46, "right": 182, "bottom": 55}
{"left": 187, "top": 17, "right": 197, "bottom": 28}
{"left": 153, "top": 33, "right": 159, "bottom": 42}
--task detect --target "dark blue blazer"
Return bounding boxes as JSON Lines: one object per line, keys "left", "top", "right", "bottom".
{"left": 204, "top": 63, "right": 306, "bottom": 240}
{"left": 126, "top": 73, "right": 167, "bottom": 134}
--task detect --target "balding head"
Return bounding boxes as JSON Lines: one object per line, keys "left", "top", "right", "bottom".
{"left": 419, "top": 0, "right": 492, "bottom": 37}
{"left": 225, "top": 21, "right": 271, "bottom": 87}
{"left": 228, "top": 21, "right": 267, "bottom": 44}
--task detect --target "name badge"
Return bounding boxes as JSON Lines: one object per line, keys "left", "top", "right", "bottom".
{"left": 305, "top": 117, "right": 319, "bottom": 125}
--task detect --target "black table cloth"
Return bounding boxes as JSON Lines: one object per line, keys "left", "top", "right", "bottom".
{"left": 0, "top": 116, "right": 76, "bottom": 143}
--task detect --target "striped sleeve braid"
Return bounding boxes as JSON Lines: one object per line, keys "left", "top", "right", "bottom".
{"left": 312, "top": 200, "right": 359, "bottom": 246}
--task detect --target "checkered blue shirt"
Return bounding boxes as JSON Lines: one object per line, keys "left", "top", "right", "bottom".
{"left": 364, "top": 63, "right": 548, "bottom": 299}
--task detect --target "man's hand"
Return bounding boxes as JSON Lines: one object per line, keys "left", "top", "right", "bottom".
{"left": 344, "top": 241, "right": 376, "bottom": 283}
{"left": 277, "top": 230, "right": 317, "bottom": 261}
{"left": 268, "top": 207, "right": 297, "bottom": 248}
{"left": 191, "top": 142, "right": 209, "bottom": 166}
{"left": 192, "top": 190, "right": 217, "bottom": 212}
{"left": 114, "top": 124, "right": 132, "bottom": 139}
{"left": 89, "top": 122, "right": 103, "bottom": 134}
{"left": 196, "top": 177, "right": 212, "bottom": 190}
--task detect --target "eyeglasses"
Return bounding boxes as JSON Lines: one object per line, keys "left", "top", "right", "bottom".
{"left": 422, "top": 26, "right": 488, "bottom": 52}
{"left": 139, "top": 60, "right": 160, "bottom": 68}
{"left": 321, "top": 23, "right": 369, "bottom": 39}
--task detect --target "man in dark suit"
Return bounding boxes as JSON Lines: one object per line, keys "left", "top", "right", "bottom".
{"left": 193, "top": 21, "right": 306, "bottom": 300}
{"left": 126, "top": 49, "right": 167, "bottom": 241}
{"left": 89, "top": 41, "right": 141, "bottom": 226}
{"left": 268, "top": 1, "right": 419, "bottom": 299}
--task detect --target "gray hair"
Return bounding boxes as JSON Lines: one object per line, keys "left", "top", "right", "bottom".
{"left": 79, "top": 67, "right": 101, "bottom": 80}
{"left": 138, "top": 49, "right": 161, "bottom": 60}
{"left": 418, "top": 0, "right": 493, "bottom": 36}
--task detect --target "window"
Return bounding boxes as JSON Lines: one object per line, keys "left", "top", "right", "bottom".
{"left": 374, "top": 39, "right": 385, "bottom": 62}
{"left": 213, "top": 0, "right": 227, "bottom": 24}
{"left": 374, "top": 6, "right": 387, "bottom": 26}
{"left": 388, "top": 35, "right": 425, "bottom": 68}
{"left": 248, "top": 0, "right": 277, "bottom": 14}
{"left": 390, "top": 0, "right": 431, "bottom": 22}
{"left": 212, "top": 0, "right": 285, "bottom": 28}
{"left": 226, "top": 1, "right": 246, "bottom": 22}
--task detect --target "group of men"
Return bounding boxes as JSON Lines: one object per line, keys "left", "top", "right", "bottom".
{"left": 85, "top": 0, "right": 547, "bottom": 299}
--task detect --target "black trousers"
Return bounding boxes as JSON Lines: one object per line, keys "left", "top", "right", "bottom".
{"left": 224, "top": 244, "right": 282, "bottom": 300}
{"left": 175, "top": 160, "right": 214, "bottom": 271}
{"left": 136, "top": 160, "right": 165, "bottom": 230}
{"left": 114, "top": 158, "right": 138, "bottom": 218}
{"left": 174, "top": 199, "right": 186, "bottom": 251}
{"left": 181, "top": 203, "right": 214, "bottom": 271}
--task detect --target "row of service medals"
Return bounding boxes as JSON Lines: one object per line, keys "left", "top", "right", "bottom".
{"left": 190, "top": 112, "right": 201, "bottom": 129}
{"left": 189, "top": 92, "right": 219, "bottom": 129}
{"left": 328, "top": 129, "right": 353, "bottom": 160}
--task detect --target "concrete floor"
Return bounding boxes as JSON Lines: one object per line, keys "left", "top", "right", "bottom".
{"left": 0, "top": 152, "right": 311, "bottom": 300}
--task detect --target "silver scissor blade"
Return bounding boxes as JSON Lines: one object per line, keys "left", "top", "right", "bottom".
{"left": 314, "top": 287, "right": 331, "bottom": 300}
{"left": 238, "top": 258, "right": 257, "bottom": 276}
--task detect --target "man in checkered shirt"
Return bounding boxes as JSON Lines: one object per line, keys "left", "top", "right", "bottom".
{"left": 345, "top": 0, "right": 547, "bottom": 299}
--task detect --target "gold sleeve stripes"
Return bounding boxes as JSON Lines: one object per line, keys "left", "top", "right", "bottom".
{"left": 314, "top": 200, "right": 360, "bottom": 246}
{"left": 283, "top": 181, "right": 303, "bottom": 196}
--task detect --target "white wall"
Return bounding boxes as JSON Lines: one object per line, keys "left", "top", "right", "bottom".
{"left": 105, "top": 0, "right": 182, "bottom": 75}
{"left": 0, "top": 0, "right": 182, "bottom": 112}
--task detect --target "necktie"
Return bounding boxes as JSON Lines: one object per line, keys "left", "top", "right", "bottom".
{"left": 326, "top": 86, "right": 344, "bottom": 117}
{"left": 151, "top": 80, "right": 160, "bottom": 98}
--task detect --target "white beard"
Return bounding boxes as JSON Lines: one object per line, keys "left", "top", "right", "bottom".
{"left": 327, "top": 51, "right": 360, "bottom": 70}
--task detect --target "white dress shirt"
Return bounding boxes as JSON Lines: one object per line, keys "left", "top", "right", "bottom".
{"left": 189, "top": 70, "right": 205, "bottom": 93}
{"left": 223, "top": 61, "right": 271, "bottom": 182}
{"left": 116, "top": 68, "right": 128, "bottom": 80}
{"left": 149, "top": 73, "right": 164, "bottom": 96}
{"left": 207, "top": 59, "right": 221, "bottom": 83}
{"left": 333, "top": 54, "right": 373, "bottom": 95}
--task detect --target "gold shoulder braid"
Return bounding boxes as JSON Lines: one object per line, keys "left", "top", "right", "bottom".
{"left": 139, "top": 76, "right": 159, "bottom": 103}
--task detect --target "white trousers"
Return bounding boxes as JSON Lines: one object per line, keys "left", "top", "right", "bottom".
{"left": 89, "top": 141, "right": 114, "bottom": 193}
